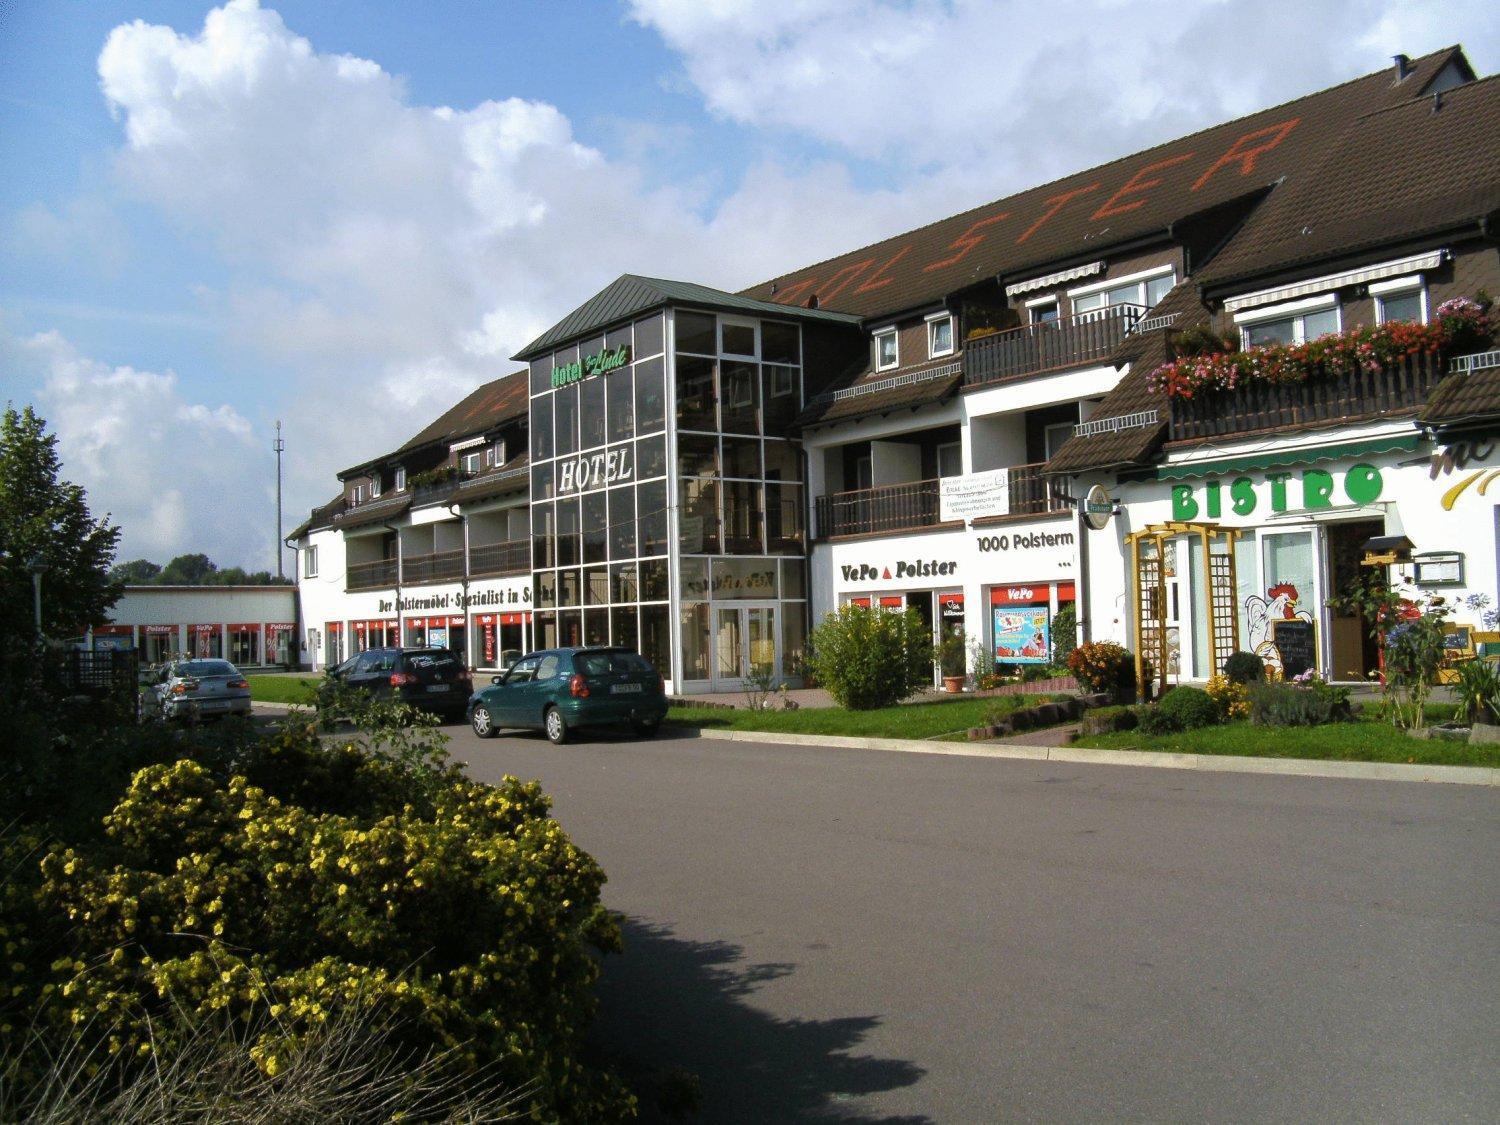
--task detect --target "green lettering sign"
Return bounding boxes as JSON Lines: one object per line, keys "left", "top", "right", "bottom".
{"left": 1172, "top": 485, "right": 1198, "bottom": 520}
{"left": 1169, "top": 464, "right": 1385, "bottom": 520}
{"left": 551, "top": 344, "right": 631, "bottom": 389}
{"left": 1344, "top": 462, "right": 1383, "bottom": 504}
{"left": 1230, "top": 476, "right": 1256, "bottom": 516}
{"left": 1267, "top": 472, "right": 1291, "bottom": 513}
{"left": 1302, "top": 469, "right": 1334, "bottom": 509}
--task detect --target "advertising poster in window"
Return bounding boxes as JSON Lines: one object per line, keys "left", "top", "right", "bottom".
{"left": 993, "top": 605, "right": 1050, "bottom": 664}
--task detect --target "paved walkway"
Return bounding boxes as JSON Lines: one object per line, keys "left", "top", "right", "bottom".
{"left": 993, "top": 721, "right": 1081, "bottom": 747}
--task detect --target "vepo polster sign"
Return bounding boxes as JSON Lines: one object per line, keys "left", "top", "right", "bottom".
{"left": 839, "top": 558, "right": 958, "bottom": 583}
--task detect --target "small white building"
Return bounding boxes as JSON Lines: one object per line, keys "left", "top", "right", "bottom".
{"left": 93, "top": 586, "right": 299, "bottom": 668}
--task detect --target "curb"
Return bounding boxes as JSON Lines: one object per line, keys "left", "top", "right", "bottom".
{"left": 690, "top": 728, "right": 1500, "bottom": 787}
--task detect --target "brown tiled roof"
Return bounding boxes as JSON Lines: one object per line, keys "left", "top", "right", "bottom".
{"left": 1196, "top": 74, "right": 1500, "bottom": 292}
{"left": 1044, "top": 280, "right": 1214, "bottom": 473}
{"left": 739, "top": 48, "right": 1471, "bottom": 320}
{"left": 447, "top": 452, "right": 531, "bottom": 505}
{"left": 332, "top": 494, "right": 411, "bottom": 531}
{"left": 1421, "top": 364, "right": 1500, "bottom": 428}
{"left": 340, "top": 370, "right": 529, "bottom": 477}
{"left": 796, "top": 354, "right": 963, "bottom": 429}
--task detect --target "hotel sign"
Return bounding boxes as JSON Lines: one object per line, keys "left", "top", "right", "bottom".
{"left": 551, "top": 344, "right": 630, "bottom": 389}
{"left": 558, "top": 446, "right": 634, "bottom": 494}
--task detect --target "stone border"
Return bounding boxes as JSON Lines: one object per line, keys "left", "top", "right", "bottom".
{"left": 690, "top": 728, "right": 1500, "bottom": 787}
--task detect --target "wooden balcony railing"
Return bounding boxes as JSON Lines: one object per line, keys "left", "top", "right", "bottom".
{"left": 347, "top": 558, "right": 398, "bottom": 591}
{"left": 964, "top": 303, "right": 1145, "bottom": 387}
{"left": 1167, "top": 352, "right": 1446, "bottom": 442}
{"left": 402, "top": 548, "right": 466, "bottom": 585}
{"left": 469, "top": 539, "right": 530, "bottom": 577}
{"left": 1004, "top": 462, "right": 1074, "bottom": 517}
{"left": 815, "top": 479, "right": 941, "bottom": 538}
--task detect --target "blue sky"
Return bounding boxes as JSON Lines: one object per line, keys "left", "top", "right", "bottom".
{"left": 1, "top": 0, "right": 1495, "bottom": 569}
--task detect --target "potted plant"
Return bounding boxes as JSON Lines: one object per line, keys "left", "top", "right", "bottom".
{"left": 939, "top": 632, "right": 967, "bottom": 693}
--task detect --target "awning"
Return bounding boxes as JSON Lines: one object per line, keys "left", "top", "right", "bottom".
{"left": 1154, "top": 434, "right": 1424, "bottom": 481}
{"left": 1005, "top": 261, "right": 1103, "bottom": 299}
{"left": 1222, "top": 250, "right": 1446, "bottom": 312}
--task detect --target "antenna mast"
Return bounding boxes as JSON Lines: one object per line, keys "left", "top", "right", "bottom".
{"left": 274, "top": 420, "right": 286, "bottom": 579}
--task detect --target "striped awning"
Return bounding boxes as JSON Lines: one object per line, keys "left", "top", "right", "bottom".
{"left": 1154, "top": 434, "right": 1424, "bottom": 480}
{"left": 1222, "top": 250, "right": 1446, "bottom": 313}
{"left": 1005, "top": 260, "right": 1103, "bottom": 299}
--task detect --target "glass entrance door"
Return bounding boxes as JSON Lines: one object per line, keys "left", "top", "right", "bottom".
{"left": 713, "top": 604, "right": 777, "bottom": 687}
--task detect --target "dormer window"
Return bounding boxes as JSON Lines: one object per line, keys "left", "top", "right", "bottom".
{"left": 875, "top": 329, "right": 899, "bottom": 371}
{"left": 461, "top": 449, "right": 484, "bottom": 477}
{"left": 1371, "top": 276, "right": 1426, "bottom": 325}
{"left": 370, "top": 475, "right": 382, "bottom": 499}
{"left": 394, "top": 467, "right": 407, "bottom": 491}
{"left": 1236, "top": 295, "right": 1341, "bottom": 348}
{"left": 350, "top": 483, "right": 367, "bottom": 507}
{"left": 926, "top": 313, "right": 954, "bottom": 358}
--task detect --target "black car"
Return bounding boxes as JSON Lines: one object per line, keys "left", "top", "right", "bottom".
{"left": 327, "top": 647, "right": 472, "bottom": 718}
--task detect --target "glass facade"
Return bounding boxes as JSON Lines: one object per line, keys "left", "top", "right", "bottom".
{"left": 528, "top": 306, "right": 809, "bottom": 687}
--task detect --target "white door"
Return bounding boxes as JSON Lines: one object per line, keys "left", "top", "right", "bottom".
{"left": 713, "top": 603, "right": 778, "bottom": 688}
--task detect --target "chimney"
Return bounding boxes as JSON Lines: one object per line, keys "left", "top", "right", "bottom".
{"left": 1392, "top": 54, "right": 1411, "bottom": 82}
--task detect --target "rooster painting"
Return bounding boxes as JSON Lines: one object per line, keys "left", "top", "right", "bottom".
{"left": 1244, "top": 582, "right": 1313, "bottom": 676}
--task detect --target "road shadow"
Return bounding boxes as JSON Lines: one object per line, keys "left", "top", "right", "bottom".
{"left": 592, "top": 917, "right": 929, "bottom": 1123}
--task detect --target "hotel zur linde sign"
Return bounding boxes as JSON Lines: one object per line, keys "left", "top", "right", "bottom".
{"left": 551, "top": 343, "right": 631, "bottom": 389}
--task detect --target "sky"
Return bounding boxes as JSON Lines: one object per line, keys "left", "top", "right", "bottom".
{"left": 1, "top": 0, "right": 1495, "bottom": 571}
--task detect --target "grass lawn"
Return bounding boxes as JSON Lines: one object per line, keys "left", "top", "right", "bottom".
{"left": 247, "top": 673, "right": 321, "bottom": 705}
{"left": 668, "top": 694, "right": 1064, "bottom": 741}
{"left": 1072, "top": 712, "right": 1499, "bottom": 768}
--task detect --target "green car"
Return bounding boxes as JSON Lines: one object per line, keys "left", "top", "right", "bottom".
{"left": 467, "top": 647, "right": 668, "bottom": 744}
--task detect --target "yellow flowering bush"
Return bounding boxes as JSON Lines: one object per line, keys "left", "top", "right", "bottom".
{"left": 3, "top": 714, "right": 634, "bottom": 1121}
{"left": 1205, "top": 674, "right": 1251, "bottom": 720}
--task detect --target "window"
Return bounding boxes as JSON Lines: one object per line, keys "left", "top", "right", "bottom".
{"left": 875, "top": 329, "right": 899, "bottom": 371}
{"left": 1044, "top": 423, "right": 1073, "bottom": 461}
{"left": 720, "top": 318, "right": 757, "bottom": 357}
{"left": 927, "top": 314, "right": 954, "bottom": 357}
{"left": 350, "top": 483, "right": 366, "bottom": 506}
{"left": 937, "top": 443, "right": 962, "bottom": 478}
{"left": 394, "top": 467, "right": 406, "bottom": 491}
{"left": 1372, "top": 276, "right": 1427, "bottom": 325}
{"left": 302, "top": 546, "right": 318, "bottom": 577}
{"left": 370, "top": 476, "right": 382, "bottom": 499}
{"left": 1236, "top": 295, "right": 1341, "bottom": 349}
{"left": 1029, "top": 299, "right": 1059, "bottom": 325}
{"left": 1070, "top": 267, "right": 1176, "bottom": 316}
{"left": 485, "top": 440, "right": 506, "bottom": 468}
{"left": 461, "top": 450, "right": 483, "bottom": 476}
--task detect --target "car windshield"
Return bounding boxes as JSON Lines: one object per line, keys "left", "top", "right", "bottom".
{"left": 575, "top": 651, "right": 653, "bottom": 675}
{"left": 179, "top": 660, "right": 236, "bottom": 677}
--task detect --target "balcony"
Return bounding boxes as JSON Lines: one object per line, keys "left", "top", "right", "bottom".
{"left": 814, "top": 464, "right": 1069, "bottom": 539}
{"left": 402, "top": 547, "right": 466, "bottom": 585}
{"left": 347, "top": 558, "right": 398, "bottom": 591}
{"left": 1167, "top": 353, "right": 1445, "bottom": 442}
{"left": 469, "top": 539, "right": 530, "bottom": 577}
{"left": 964, "top": 303, "right": 1144, "bottom": 388}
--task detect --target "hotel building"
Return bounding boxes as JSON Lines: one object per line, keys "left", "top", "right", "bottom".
{"left": 291, "top": 46, "right": 1500, "bottom": 693}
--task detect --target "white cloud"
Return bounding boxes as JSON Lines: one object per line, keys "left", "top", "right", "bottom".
{"left": 0, "top": 315, "right": 268, "bottom": 568}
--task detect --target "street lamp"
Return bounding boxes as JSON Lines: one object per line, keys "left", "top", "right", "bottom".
{"left": 26, "top": 553, "right": 46, "bottom": 637}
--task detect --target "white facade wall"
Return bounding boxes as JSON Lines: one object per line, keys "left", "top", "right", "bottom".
{"left": 99, "top": 586, "right": 298, "bottom": 667}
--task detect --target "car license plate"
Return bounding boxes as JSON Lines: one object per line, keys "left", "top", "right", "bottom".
{"left": 426, "top": 684, "right": 450, "bottom": 693}
{"left": 610, "top": 683, "right": 642, "bottom": 694}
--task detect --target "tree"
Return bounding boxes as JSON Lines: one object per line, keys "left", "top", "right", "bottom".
{"left": 109, "top": 558, "right": 163, "bottom": 584}
{"left": 0, "top": 405, "right": 121, "bottom": 647}
{"left": 157, "top": 552, "right": 217, "bottom": 585}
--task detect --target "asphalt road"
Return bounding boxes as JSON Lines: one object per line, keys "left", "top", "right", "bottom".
{"left": 447, "top": 722, "right": 1500, "bottom": 1123}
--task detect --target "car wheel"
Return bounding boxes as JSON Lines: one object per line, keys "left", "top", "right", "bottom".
{"left": 470, "top": 705, "right": 497, "bottom": 739}
{"left": 544, "top": 706, "right": 569, "bottom": 745}
{"left": 634, "top": 720, "right": 660, "bottom": 738}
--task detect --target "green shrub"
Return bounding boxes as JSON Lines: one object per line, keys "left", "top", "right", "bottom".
{"left": 808, "top": 605, "right": 935, "bottom": 710}
{"left": 1051, "top": 604, "right": 1077, "bottom": 666}
{"left": 1135, "top": 686, "right": 1221, "bottom": 735}
{"left": 1222, "top": 650, "right": 1267, "bottom": 685}
{"left": 1248, "top": 681, "right": 1351, "bottom": 727}
{"left": 3, "top": 713, "right": 634, "bottom": 1120}
{"left": 1451, "top": 657, "right": 1500, "bottom": 725}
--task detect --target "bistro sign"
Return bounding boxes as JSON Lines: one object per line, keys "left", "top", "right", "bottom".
{"left": 551, "top": 344, "right": 631, "bottom": 389}
{"left": 1171, "top": 464, "right": 1383, "bottom": 520}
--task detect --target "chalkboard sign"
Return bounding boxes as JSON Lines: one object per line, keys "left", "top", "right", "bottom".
{"left": 1442, "top": 625, "right": 1474, "bottom": 653}
{"left": 1271, "top": 619, "right": 1317, "bottom": 679}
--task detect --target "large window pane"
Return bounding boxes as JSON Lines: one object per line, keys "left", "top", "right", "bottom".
{"left": 722, "top": 437, "right": 761, "bottom": 479}
{"left": 585, "top": 565, "right": 609, "bottom": 606}
{"left": 638, "top": 480, "right": 668, "bottom": 556}
{"left": 762, "top": 439, "right": 799, "bottom": 483}
{"left": 554, "top": 383, "right": 579, "bottom": 456}
{"left": 606, "top": 367, "right": 633, "bottom": 443}
{"left": 610, "top": 561, "right": 638, "bottom": 603}
{"left": 557, "top": 609, "right": 582, "bottom": 648}
{"left": 676, "top": 355, "right": 717, "bottom": 430}
{"left": 680, "top": 477, "right": 720, "bottom": 554}
{"left": 636, "top": 434, "right": 667, "bottom": 479}
{"left": 605, "top": 322, "right": 632, "bottom": 353}
{"left": 1303, "top": 307, "right": 1339, "bottom": 340}
{"left": 584, "top": 608, "right": 609, "bottom": 647}
{"left": 678, "top": 433, "right": 719, "bottom": 478}
{"left": 608, "top": 485, "right": 636, "bottom": 560}
{"left": 780, "top": 559, "right": 806, "bottom": 599}
{"left": 765, "top": 483, "right": 804, "bottom": 553}
{"left": 782, "top": 604, "right": 808, "bottom": 678}
{"left": 640, "top": 557, "right": 669, "bottom": 601}
{"left": 1146, "top": 273, "right": 1176, "bottom": 307}
{"left": 640, "top": 603, "right": 671, "bottom": 676}
{"left": 762, "top": 321, "right": 799, "bottom": 365}
{"left": 723, "top": 481, "right": 764, "bottom": 554}
{"left": 721, "top": 320, "right": 756, "bottom": 357}
{"left": 535, "top": 570, "right": 557, "bottom": 608}
{"left": 1244, "top": 317, "right": 1295, "bottom": 348}
{"left": 529, "top": 358, "right": 551, "bottom": 397}
{"left": 634, "top": 356, "right": 665, "bottom": 433}
{"left": 1381, "top": 291, "right": 1423, "bottom": 324}
{"left": 680, "top": 603, "right": 711, "bottom": 680}
{"left": 611, "top": 606, "right": 639, "bottom": 652}
{"left": 531, "top": 460, "right": 554, "bottom": 502}
{"left": 635, "top": 314, "right": 664, "bottom": 359}
{"left": 713, "top": 557, "right": 777, "bottom": 599}
{"left": 720, "top": 360, "right": 760, "bottom": 434}
{"left": 556, "top": 497, "right": 580, "bottom": 567}
{"left": 680, "top": 556, "right": 710, "bottom": 601}
{"left": 762, "top": 365, "right": 798, "bottom": 431}
{"left": 534, "top": 611, "right": 557, "bottom": 651}
{"left": 676, "top": 310, "right": 716, "bottom": 355}
{"left": 558, "top": 567, "right": 582, "bottom": 608}
{"left": 531, "top": 394, "right": 554, "bottom": 461}
{"left": 582, "top": 492, "right": 607, "bottom": 563}
{"left": 532, "top": 501, "right": 555, "bottom": 569}
{"left": 579, "top": 375, "right": 606, "bottom": 450}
